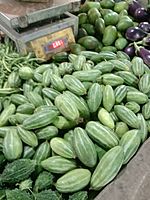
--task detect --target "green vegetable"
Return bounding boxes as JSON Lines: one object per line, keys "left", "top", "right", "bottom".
{"left": 34, "top": 189, "right": 62, "bottom": 200}
{"left": 102, "top": 26, "right": 117, "bottom": 46}
{"left": 69, "top": 191, "right": 88, "bottom": 200}
{"left": 0, "top": 159, "right": 36, "bottom": 184}
{"left": 6, "top": 189, "right": 32, "bottom": 200}
{"left": 34, "top": 171, "right": 54, "bottom": 192}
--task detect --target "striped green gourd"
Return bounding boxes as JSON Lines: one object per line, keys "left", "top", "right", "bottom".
{"left": 11, "top": 94, "right": 29, "bottom": 105}
{"left": 131, "top": 56, "right": 145, "bottom": 77}
{"left": 73, "top": 70, "right": 101, "bottom": 82}
{"left": 0, "top": 159, "right": 36, "bottom": 184}
{"left": 110, "top": 111, "right": 119, "bottom": 122}
{"left": 43, "top": 97, "right": 54, "bottom": 106}
{"left": 91, "top": 52, "right": 117, "bottom": 63}
{"left": 42, "top": 88, "right": 61, "bottom": 101}
{"left": 26, "top": 92, "right": 44, "bottom": 107}
{"left": 52, "top": 64, "right": 61, "bottom": 76}
{"left": 126, "top": 91, "right": 148, "bottom": 104}
{"left": 3, "top": 129, "right": 23, "bottom": 161}
{"left": 117, "top": 51, "right": 130, "bottom": 60}
{"left": 73, "top": 127, "right": 97, "bottom": 167}
{"left": 9, "top": 113, "right": 30, "bottom": 125}
{"left": 42, "top": 69, "right": 53, "bottom": 87}
{"left": 34, "top": 105, "right": 58, "bottom": 113}
{"left": 82, "top": 63, "right": 92, "bottom": 70}
{"left": 63, "top": 75, "right": 87, "bottom": 96}
{"left": 19, "top": 66, "right": 34, "bottom": 80}
{"left": 101, "top": 73, "right": 124, "bottom": 86}
{"left": 138, "top": 74, "right": 150, "bottom": 94}
{"left": 81, "top": 81, "right": 93, "bottom": 90}
{"left": 17, "top": 103, "right": 35, "bottom": 114}
{"left": 35, "top": 64, "right": 51, "bottom": 74}
{"left": 7, "top": 71, "right": 21, "bottom": 88}
{"left": 68, "top": 54, "right": 77, "bottom": 63}
{"left": 125, "top": 101, "right": 140, "bottom": 113}
{"left": 41, "top": 156, "right": 77, "bottom": 174}
{"left": 115, "top": 71, "right": 139, "bottom": 87}
{"left": 23, "top": 83, "right": 33, "bottom": 97}
{"left": 0, "top": 126, "right": 16, "bottom": 138}
{"left": 119, "top": 130, "right": 141, "bottom": 164}
{"left": 33, "top": 72, "right": 43, "bottom": 83}
{"left": 137, "top": 113, "right": 148, "bottom": 143}
{"left": 142, "top": 100, "right": 150, "bottom": 119}
{"left": 73, "top": 55, "right": 86, "bottom": 71}
{"left": 94, "top": 61, "right": 114, "bottom": 74}
{"left": 53, "top": 116, "right": 76, "bottom": 130}
{"left": 50, "top": 74, "right": 66, "bottom": 92}
{"left": 17, "top": 126, "right": 38, "bottom": 147}
{"left": 126, "top": 86, "right": 139, "bottom": 92}
{"left": 87, "top": 83, "right": 103, "bottom": 113}
{"left": 110, "top": 59, "right": 130, "bottom": 71}
{"left": 56, "top": 169, "right": 91, "bottom": 193}
{"left": 50, "top": 137, "right": 76, "bottom": 159}
{"left": 115, "top": 122, "right": 129, "bottom": 139}
{"left": 36, "top": 126, "right": 58, "bottom": 140}
{"left": 114, "top": 105, "right": 139, "bottom": 128}
{"left": 55, "top": 94, "right": 80, "bottom": 122}
{"left": 79, "top": 51, "right": 99, "bottom": 60}
{"left": 63, "top": 91, "right": 90, "bottom": 119}
{"left": 22, "top": 146, "right": 35, "bottom": 159}
{"left": 98, "top": 108, "right": 115, "bottom": 129}
{"left": 0, "top": 104, "right": 16, "bottom": 127}
{"left": 114, "top": 85, "right": 127, "bottom": 103}
{"left": 33, "top": 85, "right": 43, "bottom": 95}
{"left": 33, "top": 141, "right": 51, "bottom": 163}
{"left": 58, "top": 62, "right": 73, "bottom": 76}
{"left": 64, "top": 130, "right": 74, "bottom": 145}
{"left": 90, "top": 146, "right": 124, "bottom": 190}
{"left": 85, "top": 121, "right": 119, "bottom": 149}
{"left": 103, "top": 85, "right": 115, "bottom": 112}
{"left": 23, "top": 108, "right": 59, "bottom": 130}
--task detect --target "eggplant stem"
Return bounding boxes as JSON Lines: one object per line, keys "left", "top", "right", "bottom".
{"left": 136, "top": 41, "right": 143, "bottom": 45}
{"left": 133, "top": 42, "right": 140, "bottom": 55}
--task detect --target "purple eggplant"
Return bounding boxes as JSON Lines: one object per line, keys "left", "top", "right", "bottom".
{"left": 128, "top": 0, "right": 142, "bottom": 16}
{"left": 134, "top": 42, "right": 150, "bottom": 67}
{"left": 138, "top": 22, "right": 150, "bottom": 33}
{"left": 124, "top": 44, "right": 135, "bottom": 57}
{"left": 125, "top": 27, "right": 147, "bottom": 41}
{"left": 138, "top": 47, "right": 150, "bottom": 67}
{"left": 134, "top": 7, "right": 150, "bottom": 22}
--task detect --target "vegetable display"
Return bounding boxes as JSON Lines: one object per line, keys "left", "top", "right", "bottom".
{"left": 0, "top": 37, "right": 150, "bottom": 199}
{"left": 0, "top": 0, "right": 150, "bottom": 199}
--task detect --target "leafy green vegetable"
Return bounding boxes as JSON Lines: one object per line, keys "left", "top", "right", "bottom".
{"left": 33, "top": 171, "right": 54, "bottom": 192}
{"left": 34, "top": 189, "right": 62, "bottom": 200}
{"left": 69, "top": 191, "right": 88, "bottom": 200}
{"left": 18, "top": 178, "right": 33, "bottom": 191}
{"left": 6, "top": 189, "right": 32, "bottom": 200}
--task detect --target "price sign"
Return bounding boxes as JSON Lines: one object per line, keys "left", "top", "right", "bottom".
{"left": 44, "top": 37, "right": 67, "bottom": 53}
